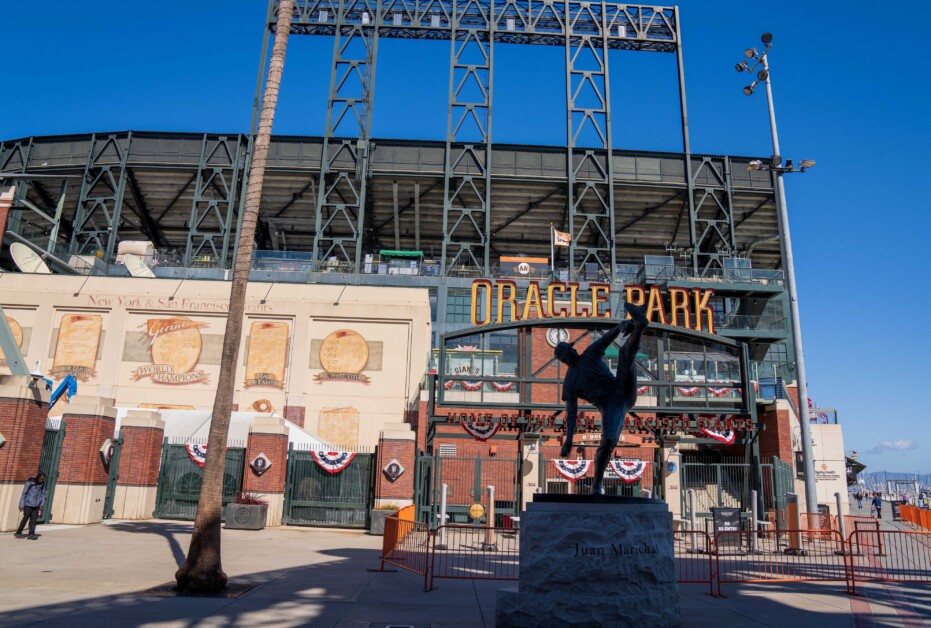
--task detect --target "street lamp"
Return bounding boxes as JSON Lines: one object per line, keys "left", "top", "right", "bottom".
{"left": 737, "top": 32, "right": 820, "bottom": 514}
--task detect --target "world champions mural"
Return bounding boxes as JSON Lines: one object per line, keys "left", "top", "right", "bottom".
{"left": 132, "top": 316, "right": 211, "bottom": 385}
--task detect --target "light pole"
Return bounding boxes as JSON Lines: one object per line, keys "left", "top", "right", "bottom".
{"left": 737, "top": 33, "right": 819, "bottom": 513}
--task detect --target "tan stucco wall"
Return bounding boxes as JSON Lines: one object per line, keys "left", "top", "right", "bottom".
{"left": 810, "top": 423, "right": 850, "bottom": 518}
{"left": 111, "top": 485, "right": 158, "bottom": 520}
{"left": 1, "top": 274, "right": 431, "bottom": 447}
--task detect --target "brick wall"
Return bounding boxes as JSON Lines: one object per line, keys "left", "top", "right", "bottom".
{"left": 0, "top": 396, "right": 48, "bottom": 483}
{"left": 117, "top": 425, "right": 164, "bottom": 487}
{"left": 759, "top": 405, "right": 793, "bottom": 463}
{"left": 375, "top": 438, "right": 416, "bottom": 502}
{"left": 58, "top": 413, "right": 115, "bottom": 484}
{"left": 283, "top": 405, "right": 305, "bottom": 428}
{"left": 243, "top": 432, "right": 288, "bottom": 495}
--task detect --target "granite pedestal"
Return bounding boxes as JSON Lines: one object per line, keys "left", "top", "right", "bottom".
{"left": 496, "top": 495, "right": 679, "bottom": 627}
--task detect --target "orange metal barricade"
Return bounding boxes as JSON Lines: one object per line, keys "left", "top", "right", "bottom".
{"left": 848, "top": 530, "right": 931, "bottom": 595}
{"left": 714, "top": 530, "right": 850, "bottom": 596}
{"left": 429, "top": 524, "right": 519, "bottom": 590}
{"left": 673, "top": 530, "right": 715, "bottom": 596}
{"left": 380, "top": 512, "right": 431, "bottom": 590}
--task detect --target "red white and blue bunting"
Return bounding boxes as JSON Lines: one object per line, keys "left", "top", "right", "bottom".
{"left": 311, "top": 450, "right": 356, "bottom": 474}
{"left": 553, "top": 459, "right": 592, "bottom": 481}
{"left": 677, "top": 386, "right": 701, "bottom": 396}
{"left": 442, "top": 380, "right": 516, "bottom": 392}
{"left": 637, "top": 385, "right": 649, "bottom": 395}
{"left": 462, "top": 420, "right": 500, "bottom": 441}
{"left": 185, "top": 443, "right": 207, "bottom": 468}
{"left": 701, "top": 428, "right": 737, "bottom": 445}
{"left": 609, "top": 459, "right": 649, "bottom": 483}
{"left": 461, "top": 380, "right": 483, "bottom": 391}
{"left": 491, "top": 381, "right": 514, "bottom": 392}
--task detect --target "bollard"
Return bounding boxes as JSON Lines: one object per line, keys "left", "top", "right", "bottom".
{"left": 688, "top": 489, "right": 699, "bottom": 553}
{"left": 750, "top": 489, "right": 759, "bottom": 553}
{"left": 834, "top": 491, "right": 847, "bottom": 555}
{"left": 484, "top": 485, "right": 496, "bottom": 550}
{"left": 436, "top": 483, "right": 449, "bottom": 550}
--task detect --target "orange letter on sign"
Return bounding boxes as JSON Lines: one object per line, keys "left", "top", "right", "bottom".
{"left": 471, "top": 279, "right": 492, "bottom": 326}
{"left": 521, "top": 281, "right": 547, "bottom": 320}
{"left": 590, "top": 283, "right": 612, "bottom": 318}
{"left": 496, "top": 280, "right": 519, "bottom": 323}
{"left": 668, "top": 288, "right": 693, "bottom": 329}
{"left": 546, "top": 282, "right": 568, "bottom": 318}
{"left": 567, "top": 282, "right": 581, "bottom": 317}
{"left": 624, "top": 286, "right": 646, "bottom": 316}
{"left": 692, "top": 289, "right": 715, "bottom": 334}
{"left": 645, "top": 286, "right": 669, "bottom": 325}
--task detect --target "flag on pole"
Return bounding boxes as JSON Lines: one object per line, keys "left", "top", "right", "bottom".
{"left": 553, "top": 228, "right": 571, "bottom": 247}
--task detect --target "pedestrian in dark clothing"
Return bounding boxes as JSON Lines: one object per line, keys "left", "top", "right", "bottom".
{"left": 15, "top": 473, "right": 47, "bottom": 539}
{"left": 855, "top": 491, "right": 863, "bottom": 509}
{"left": 871, "top": 494, "right": 882, "bottom": 519}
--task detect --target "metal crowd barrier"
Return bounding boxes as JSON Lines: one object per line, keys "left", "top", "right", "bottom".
{"left": 847, "top": 530, "right": 931, "bottom": 595}
{"left": 714, "top": 530, "right": 850, "bottom": 596}
{"left": 673, "top": 530, "right": 715, "bottom": 596}
{"left": 429, "top": 524, "right": 520, "bottom": 591}
{"left": 380, "top": 508, "right": 431, "bottom": 590}
{"left": 378, "top": 521, "right": 931, "bottom": 597}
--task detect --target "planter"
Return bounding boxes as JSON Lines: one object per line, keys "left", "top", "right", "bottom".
{"left": 369, "top": 509, "right": 396, "bottom": 535}
{"left": 224, "top": 503, "right": 268, "bottom": 530}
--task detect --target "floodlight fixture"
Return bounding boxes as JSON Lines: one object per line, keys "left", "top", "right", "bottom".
{"left": 736, "top": 61, "right": 749, "bottom": 72}
{"left": 799, "top": 159, "right": 816, "bottom": 169}
{"left": 743, "top": 84, "right": 755, "bottom": 96}
{"left": 761, "top": 32, "right": 773, "bottom": 44}
{"left": 757, "top": 69, "right": 769, "bottom": 81}
{"left": 744, "top": 47, "right": 756, "bottom": 59}
{"left": 770, "top": 154, "right": 782, "bottom": 167}
{"left": 747, "top": 160, "right": 763, "bottom": 171}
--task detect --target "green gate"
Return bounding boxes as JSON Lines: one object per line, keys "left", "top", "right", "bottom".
{"left": 37, "top": 418, "right": 66, "bottom": 524}
{"left": 423, "top": 454, "right": 521, "bottom": 527}
{"left": 414, "top": 450, "right": 434, "bottom": 524}
{"left": 283, "top": 445, "right": 375, "bottom": 528}
{"left": 102, "top": 432, "right": 124, "bottom": 519}
{"left": 153, "top": 441, "right": 246, "bottom": 520}
{"left": 680, "top": 461, "right": 777, "bottom": 519}
{"left": 773, "top": 457, "right": 793, "bottom": 511}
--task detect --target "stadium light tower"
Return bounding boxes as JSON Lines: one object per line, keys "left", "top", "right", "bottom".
{"left": 737, "top": 32, "right": 819, "bottom": 513}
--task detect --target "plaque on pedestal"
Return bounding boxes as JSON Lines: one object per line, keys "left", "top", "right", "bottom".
{"left": 496, "top": 495, "right": 679, "bottom": 627}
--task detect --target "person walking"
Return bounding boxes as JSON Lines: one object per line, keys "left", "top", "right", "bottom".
{"left": 855, "top": 490, "right": 863, "bottom": 509}
{"left": 871, "top": 492, "right": 883, "bottom": 520}
{"left": 15, "top": 472, "right": 47, "bottom": 540}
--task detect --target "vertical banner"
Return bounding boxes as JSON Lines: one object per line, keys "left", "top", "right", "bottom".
{"left": 51, "top": 313, "right": 102, "bottom": 381}
{"left": 245, "top": 321, "right": 289, "bottom": 388}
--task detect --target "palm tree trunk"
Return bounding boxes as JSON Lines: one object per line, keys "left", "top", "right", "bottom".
{"left": 175, "top": 0, "right": 295, "bottom": 593}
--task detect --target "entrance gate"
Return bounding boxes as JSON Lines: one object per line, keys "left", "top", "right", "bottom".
{"left": 102, "top": 432, "right": 124, "bottom": 519}
{"left": 153, "top": 441, "right": 246, "bottom": 520}
{"left": 420, "top": 453, "right": 520, "bottom": 527}
{"left": 37, "top": 417, "right": 65, "bottom": 524}
{"left": 283, "top": 444, "right": 374, "bottom": 528}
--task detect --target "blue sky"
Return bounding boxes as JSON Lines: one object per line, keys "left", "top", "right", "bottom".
{"left": 3, "top": 1, "right": 929, "bottom": 472}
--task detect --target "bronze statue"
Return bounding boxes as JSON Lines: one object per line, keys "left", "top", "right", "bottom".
{"left": 555, "top": 302, "right": 649, "bottom": 494}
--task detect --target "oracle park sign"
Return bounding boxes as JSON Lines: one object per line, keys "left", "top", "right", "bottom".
{"left": 469, "top": 280, "right": 716, "bottom": 334}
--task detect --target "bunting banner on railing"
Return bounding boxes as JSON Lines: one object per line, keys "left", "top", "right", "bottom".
{"left": 491, "top": 381, "right": 514, "bottom": 392}
{"left": 553, "top": 459, "right": 591, "bottom": 481}
{"left": 311, "top": 450, "right": 356, "bottom": 474}
{"left": 700, "top": 428, "right": 737, "bottom": 445}
{"left": 461, "top": 380, "right": 483, "bottom": 391}
{"left": 677, "top": 386, "right": 700, "bottom": 396}
{"left": 444, "top": 379, "right": 456, "bottom": 390}
{"left": 462, "top": 420, "right": 500, "bottom": 441}
{"left": 185, "top": 443, "right": 207, "bottom": 468}
{"left": 637, "top": 385, "right": 649, "bottom": 395}
{"left": 608, "top": 459, "right": 648, "bottom": 483}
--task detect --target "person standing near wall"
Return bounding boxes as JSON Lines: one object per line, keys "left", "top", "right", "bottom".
{"left": 15, "top": 472, "right": 47, "bottom": 540}
{"left": 871, "top": 492, "right": 883, "bottom": 520}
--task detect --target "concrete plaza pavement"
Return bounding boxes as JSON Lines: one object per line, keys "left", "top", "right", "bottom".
{"left": 0, "top": 506, "right": 928, "bottom": 627}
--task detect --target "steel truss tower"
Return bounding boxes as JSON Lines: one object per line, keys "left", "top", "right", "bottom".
{"left": 256, "top": 0, "right": 715, "bottom": 278}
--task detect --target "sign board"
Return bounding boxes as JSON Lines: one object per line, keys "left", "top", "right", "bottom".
{"left": 786, "top": 492, "right": 802, "bottom": 552}
{"left": 891, "top": 502, "right": 902, "bottom": 521}
{"left": 711, "top": 506, "right": 741, "bottom": 547}
{"left": 817, "top": 504, "right": 830, "bottom": 515}
{"left": 794, "top": 451, "right": 805, "bottom": 480}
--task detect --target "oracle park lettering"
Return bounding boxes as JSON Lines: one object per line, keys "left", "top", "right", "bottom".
{"left": 469, "top": 280, "right": 715, "bottom": 334}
